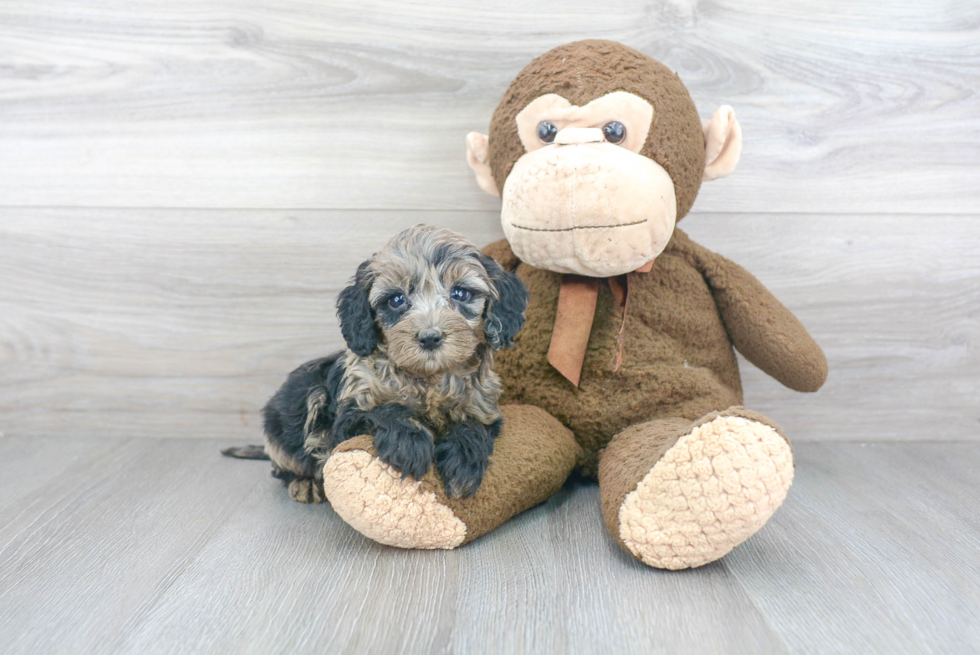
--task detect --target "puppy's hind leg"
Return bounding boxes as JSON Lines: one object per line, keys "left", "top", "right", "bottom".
{"left": 287, "top": 477, "right": 325, "bottom": 503}
{"left": 262, "top": 353, "right": 342, "bottom": 503}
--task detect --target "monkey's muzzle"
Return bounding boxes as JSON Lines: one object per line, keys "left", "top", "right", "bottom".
{"left": 500, "top": 142, "right": 677, "bottom": 277}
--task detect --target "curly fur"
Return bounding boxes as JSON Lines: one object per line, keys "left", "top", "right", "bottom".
{"left": 260, "top": 225, "right": 528, "bottom": 500}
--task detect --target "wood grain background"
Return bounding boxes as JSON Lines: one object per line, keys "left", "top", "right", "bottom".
{"left": 1, "top": 0, "right": 978, "bottom": 442}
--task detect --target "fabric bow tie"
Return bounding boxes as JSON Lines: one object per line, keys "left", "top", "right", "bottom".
{"left": 547, "top": 260, "right": 655, "bottom": 387}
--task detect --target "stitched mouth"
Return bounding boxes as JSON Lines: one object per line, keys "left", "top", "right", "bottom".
{"left": 511, "top": 219, "right": 647, "bottom": 233}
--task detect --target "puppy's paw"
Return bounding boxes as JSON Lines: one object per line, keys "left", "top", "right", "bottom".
{"left": 434, "top": 440, "right": 489, "bottom": 498}
{"left": 434, "top": 420, "right": 498, "bottom": 498}
{"left": 288, "top": 477, "right": 325, "bottom": 504}
{"left": 373, "top": 419, "right": 434, "bottom": 481}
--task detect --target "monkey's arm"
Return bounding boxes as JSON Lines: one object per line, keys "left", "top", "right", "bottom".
{"left": 684, "top": 233, "right": 828, "bottom": 392}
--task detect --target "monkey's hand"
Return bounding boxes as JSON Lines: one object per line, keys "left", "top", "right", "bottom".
{"left": 366, "top": 403, "right": 435, "bottom": 481}
{"left": 435, "top": 418, "right": 502, "bottom": 498}
{"left": 693, "top": 237, "right": 828, "bottom": 392}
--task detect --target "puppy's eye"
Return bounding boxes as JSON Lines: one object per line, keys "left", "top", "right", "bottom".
{"left": 537, "top": 121, "right": 558, "bottom": 144}
{"left": 387, "top": 293, "right": 407, "bottom": 309}
{"left": 602, "top": 121, "right": 626, "bottom": 144}
{"left": 450, "top": 287, "right": 472, "bottom": 302}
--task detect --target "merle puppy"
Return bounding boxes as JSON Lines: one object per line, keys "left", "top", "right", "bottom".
{"left": 251, "top": 225, "right": 528, "bottom": 503}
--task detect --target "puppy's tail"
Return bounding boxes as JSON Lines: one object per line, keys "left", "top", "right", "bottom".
{"left": 220, "top": 444, "right": 270, "bottom": 460}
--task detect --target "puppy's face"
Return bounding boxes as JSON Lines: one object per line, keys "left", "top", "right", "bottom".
{"left": 370, "top": 246, "right": 492, "bottom": 375}
{"left": 337, "top": 226, "right": 528, "bottom": 376}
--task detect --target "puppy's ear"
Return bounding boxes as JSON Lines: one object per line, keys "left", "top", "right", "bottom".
{"left": 478, "top": 253, "right": 528, "bottom": 350}
{"left": 336, "top": 260, "right": 378, "bottom": 356}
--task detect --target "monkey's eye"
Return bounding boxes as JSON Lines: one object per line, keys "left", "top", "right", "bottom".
{"left": 603, "top": 121, "right": 627, "bottom": 144}
{"left": 387, "top": 293, "right": 407, "bottom": 309}
{"left": 537, "top": 121, "right": 558, "bottom": 144}
{"left": 450, "top": 287, "right": 473, "bottom": 302}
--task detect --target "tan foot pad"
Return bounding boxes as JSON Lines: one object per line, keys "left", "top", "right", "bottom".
{"left": 619, "top": 415, "right": 793, "bottom": 570}
{"left": 322, "top": 449, "right": 466, "bottom": 549}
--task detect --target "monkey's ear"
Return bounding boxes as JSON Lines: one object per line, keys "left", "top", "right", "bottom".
{"left": 702, "top": 106, "right": 742, "bottom": 182}
{"left": 466, "top": 132, "right": 500, "bottom": 197}
{"left": 336, "top": 260, "right": 378, "bottom": 356}
{"left": 478, "top": 253, "right": 528, "bottom": 350}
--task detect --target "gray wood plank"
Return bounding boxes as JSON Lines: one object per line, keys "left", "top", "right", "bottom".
{"left": 516, "top": 483, "right": 786, "bottom": 654}
{"left": 0, "top": 208, "right": 504, "bottom": 442}
{"left": 115, "top": 469, "right": 786, "bottom": 655}
{"left": 114, "top": 476, "right": 461, "bottom": 655}
{"left": 727, "top": 442, "right": 980, "bottom": 655}
{"left": 0, "top": 438, "right": 265, "bottom": 654}
{"left": 2, "top": 438, "right": 978, "bottom": 654}
{"left": 0, "top": 0, "right": 977, "bottom": 213}
{"left": 0, "top": 435, "right": 126, "bottom": 514}
{"left": 2, "top": 209, "right": 977, "bottom": 442}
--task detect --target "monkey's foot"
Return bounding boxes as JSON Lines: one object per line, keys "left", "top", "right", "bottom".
{"left": 601, "top": 408, "right": 794, "bottom": 570}
{"left": 321, "top": 406, "right": 581, "bottom": 550}
{"left": 322, "top": 436, "right": 467, "bottom": 549}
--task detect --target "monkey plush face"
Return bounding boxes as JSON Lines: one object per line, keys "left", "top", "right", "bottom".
{"left": 502, "top": 90, "right": 674, "bottom": 276}
{"left": 467, "top": 40, "right": 742, "bottom": 277}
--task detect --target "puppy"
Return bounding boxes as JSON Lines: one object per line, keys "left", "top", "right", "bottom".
{"left": 258, "top": 225, "right": 528, "bottom": 502}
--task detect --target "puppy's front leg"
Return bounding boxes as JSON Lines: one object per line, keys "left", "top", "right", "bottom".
{"left": 365, "top": 403, "right": 434, "bottom": 481}
{"left": 435, "top": 418, "right": 503, "bottom": 498}
{"left": 331, "top": 400, "right": 370, "bottom": 448}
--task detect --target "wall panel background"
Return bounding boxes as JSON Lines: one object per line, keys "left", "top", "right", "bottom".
{"left": 1, "top": 0, "right": 977, "bottom": 441}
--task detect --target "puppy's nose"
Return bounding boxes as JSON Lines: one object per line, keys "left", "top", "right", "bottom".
{"left": 417, "top": 329, "right": 443, "bottom": 351}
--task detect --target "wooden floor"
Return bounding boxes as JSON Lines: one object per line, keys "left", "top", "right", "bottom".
{"left": 0, "top": 437, "right": 976, "bottom": 654}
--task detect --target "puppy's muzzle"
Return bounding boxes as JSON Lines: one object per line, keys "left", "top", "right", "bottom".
{"left": 417, "top": 328, "right": 444, "bottom": 351}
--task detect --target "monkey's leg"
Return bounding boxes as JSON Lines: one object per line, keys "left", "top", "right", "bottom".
{"left": 321, "top": 405, "right": 582, "bottom": 549}
{"left": 598, "top": 407, "right": 794, "bottom": 570}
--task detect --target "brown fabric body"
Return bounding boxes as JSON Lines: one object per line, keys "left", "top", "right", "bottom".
{"left": 330, "top": 405, "right": 583, "bottom": 545}
{"left": 486, "top": 230, "right": 826, "bottom": 474}
{"left": 488, "top": 40, "right": 706, "bottom": 221}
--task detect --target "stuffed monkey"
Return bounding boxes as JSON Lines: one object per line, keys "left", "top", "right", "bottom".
{"left": 321, "top": 40, "right": 827, "bottom": 570}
